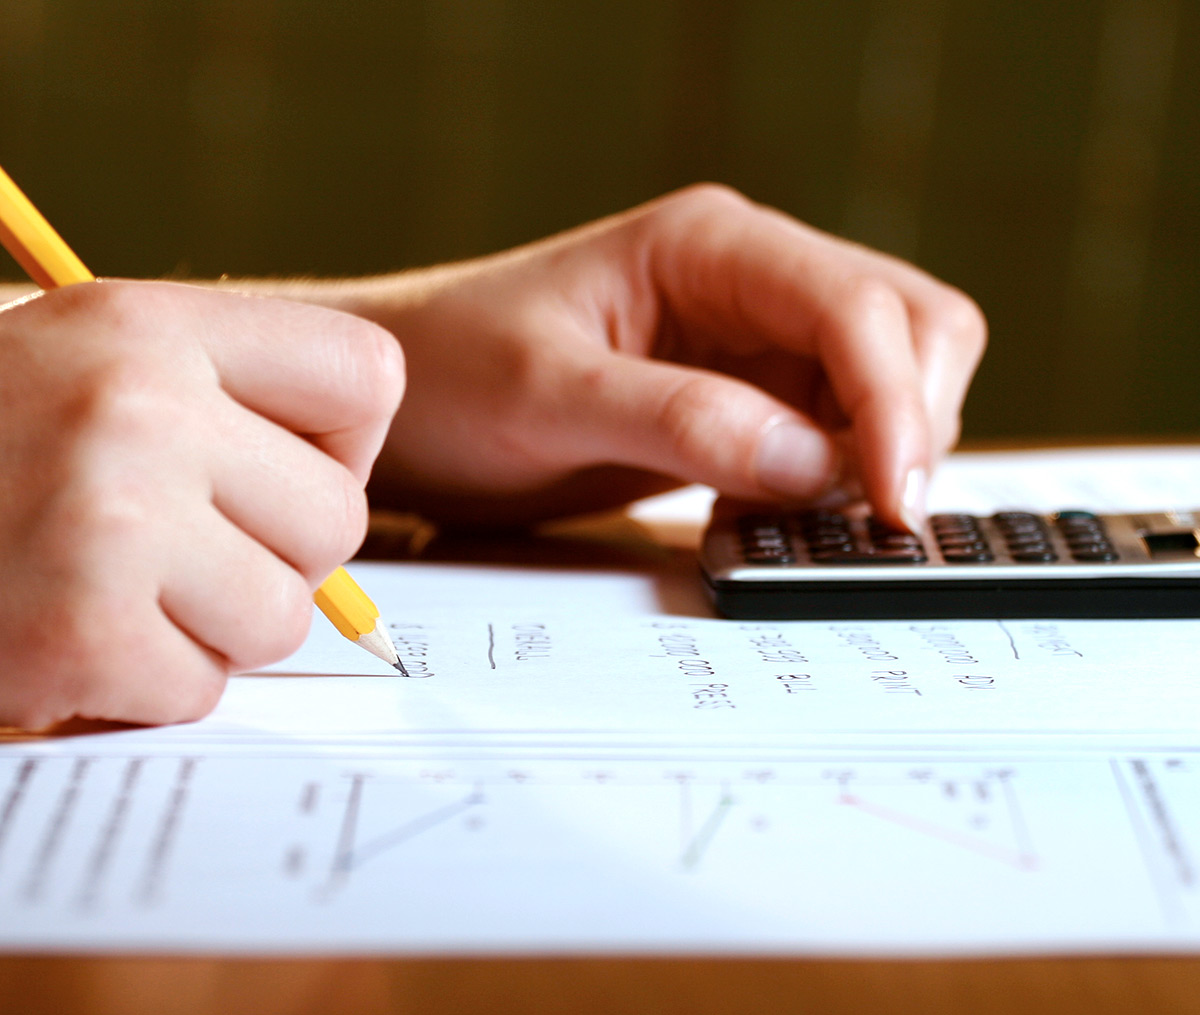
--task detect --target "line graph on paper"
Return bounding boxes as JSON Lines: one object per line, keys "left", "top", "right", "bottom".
{"left": 281, "top": 759, "right": 1050, "bottom": 907}
{"left": 4, "top": 751, "right": 1200, "bottom": 949}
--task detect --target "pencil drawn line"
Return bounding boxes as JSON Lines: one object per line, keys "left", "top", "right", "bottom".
{"left": 350, "top": 791, "right": 484, "bottom": 872}
{"left": 680, "top": 785, "right": 735, "bottom": 871}
{"left": 995, "top": 621, "right": 1020, "bottom": 660}
{"left": 840, "top": 792, "right": 1036, "bottom": 871}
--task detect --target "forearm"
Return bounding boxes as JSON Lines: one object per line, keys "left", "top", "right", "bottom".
{"left": 206, "top": 269, "right": 457, "bottom": 325}
{"left": 3, "top": 272, "right": 440, "bottom": 327}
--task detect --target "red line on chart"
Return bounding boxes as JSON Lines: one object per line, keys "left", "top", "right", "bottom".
{"left": 839, "top": 794, "right": 1039, "bottom": 871}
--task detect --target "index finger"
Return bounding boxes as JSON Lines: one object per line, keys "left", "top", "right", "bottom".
{"left": 636, "top": 185, "right": 938, "bottom": 528}
{"left": 95, "top": 281, "right": 406, "bottom": 482}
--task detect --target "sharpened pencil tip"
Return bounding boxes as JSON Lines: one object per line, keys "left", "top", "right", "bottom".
{"left": 393, "top": 658, "right": 410, "bottom": 677}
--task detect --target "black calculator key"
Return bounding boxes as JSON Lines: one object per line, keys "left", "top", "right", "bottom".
{"left": 806, "top": 530, "right": 852, "bottom": 543}
{"left": 1003, "top": 525, "right": 1046, "bottom": 536}
{"left": 1011, "top": 549, "right": 1059, "bottom": 563}
{"left": 810, "top": 548, "right": 926, "bottom": 565}
{"left": 994, "top": 511, "right": 1040, "bottom": 524}
{"left": 931, "top": 513, "right": 978, "bottom": 527}
{"left": 942, "top": 545, "right": 992, "bottom": 559}
{"left": 1062, "top": 525, "right": 1103, "bottom": 538}
{"left": 877, "top": 533, "right": 924, "bottom": 548}
{"left": 933, "top": 524, "right": 982, "bottom": 538}
{"left": 1065, "top": 535, "right": 1112, "bottom": 549}
{"left": 1071, "top": 548, "right": 1119, "bottom": 562}
{"left": 809, "top": 539, "right": 856, "bottom": 554}
{"left": 1005, "top": 533, "right": 1051, "bottom": 547}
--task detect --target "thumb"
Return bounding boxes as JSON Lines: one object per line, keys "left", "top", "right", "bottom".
{"left": 563, "top": 352, "right": 840, "bottom": 501}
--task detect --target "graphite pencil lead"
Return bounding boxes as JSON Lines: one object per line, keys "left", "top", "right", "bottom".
{"left": 393, "top": 658, "right": 411, "bottom": 677}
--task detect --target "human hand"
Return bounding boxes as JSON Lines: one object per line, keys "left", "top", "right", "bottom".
{"left": 0, "top": 281, "right": 404, "bottom": 728}
{"left": 350, "top": 184, "right": 985, "bottom": 529}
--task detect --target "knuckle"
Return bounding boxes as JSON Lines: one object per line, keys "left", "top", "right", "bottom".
{"left": 43, "top": 467, "right": 154, "bottom": 562}
{"left": 640, "top": 183, "right": 753, "bottom": 243}
{"left": 259, "top": 570, "right": 314, "bottom": 665}
{"left": 840, "top": 275, "right": 907, "bottom": 323}
{"left": 217, "top": 570, "right": 312, "bottom": 675}
{"left": 931, "top": 286, "right": 989, "bottom": 351}
{"left": 663, "top": 182, "right": 751, "bottom": 218}
{"left": 289, "top": 471, "right": 369, "bottom": 584}
{"left": 67, "top": 356, "right": 179, "bottom": 445}
{"left": 43, "top": 280, "right": 160, "bottom": 338}
{"left": 336, "top": 317, "right": 406, "bottom": 420}
{"left": 327, "top": 474, "right": 370, "bottom": 568}
{"left": 360, "top": 323, "right": 407, "bottom": 414}
{"left": 654, "top": 374, "right": 737, "bottom": 471}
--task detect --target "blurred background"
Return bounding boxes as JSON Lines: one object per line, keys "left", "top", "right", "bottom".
{"left": 0, "top": 0, "right": 1196, "bottom": 441}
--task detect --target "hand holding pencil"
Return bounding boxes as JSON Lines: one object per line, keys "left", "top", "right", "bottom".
{"left": 0, "top": 166, "right": 407, "bottom": 729}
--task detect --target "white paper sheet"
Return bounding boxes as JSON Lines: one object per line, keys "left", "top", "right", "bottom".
{"left": 3, "top": 445, "right": 1200, "bottom": 956}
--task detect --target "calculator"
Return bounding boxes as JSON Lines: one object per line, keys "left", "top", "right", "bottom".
{"left": 700, "top": 503, "right": 1200, "bottom": 619}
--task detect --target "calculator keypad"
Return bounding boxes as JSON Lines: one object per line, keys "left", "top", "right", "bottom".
{"left": 930, "top": 513, "right": 994, "bottom": 562}
{"left": 735, "top": 509, "right": 1123, "bottom": 566}
{"left": 737, "top": 509, "right": 928, "bottom": 566}
{"left": 1055, "top": 510, "right": 1119, "bottom": 561}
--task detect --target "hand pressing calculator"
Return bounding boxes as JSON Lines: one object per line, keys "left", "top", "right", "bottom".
{"left": 700, "top": 503, "right": 1200, "bottom": 619}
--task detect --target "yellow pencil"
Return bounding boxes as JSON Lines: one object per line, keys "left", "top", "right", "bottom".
{"left": 0, "top": 163, "right": 407, "bottom": 674}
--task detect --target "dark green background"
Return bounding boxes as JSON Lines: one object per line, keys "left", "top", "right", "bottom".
{"left": 2, "top": 0, "right": 1196, "bottom": 440}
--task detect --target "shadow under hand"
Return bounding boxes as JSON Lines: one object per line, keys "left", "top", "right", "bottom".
{"left": 358, "top": 507, "right": 716, "bottom": 618}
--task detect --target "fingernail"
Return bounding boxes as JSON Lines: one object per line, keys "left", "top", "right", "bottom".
{"left": 812, "top": 476, "right": 864, "bottom": 509}
{"left": 756, "top": 419, "right": 838, "bottom": 499}
{"left": 899, "top": 467, "right": 927, "bottom": 534}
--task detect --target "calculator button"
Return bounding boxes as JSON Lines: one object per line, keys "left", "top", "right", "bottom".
{"left": 993, "top": 511, "right": 1040, "bottom": 525}
{"left": 793, "top": 510, "right": 848, "bottom": 531}
{"left": 744, "top": 552, "right": 797, "bottom": 564}
{"left": 874, "top": 548, "right": 928, "bottom": 562}
{"left": 1061, "top": 528, "right": 1103, "bottom": 540}
{"left": 1065, "top": 536, "right": 1113, "bottom": 550}
{"left": 1071, "top": 548, "right": 1119, "bottom": 562}
{"left": 810, "top": 548, "right": 926, "bottom": 565}
{"left": 933, "top": 525, "right": 982, "bottom": 539}
{"left": 805, "top": 526, "right": 852, "bottom": 542}
{"left": 942, "top": 550, "right": 995, "bottom": 563}
{"left": 1005, "top": 532, "right": 1050, "bottom": 547}
{"left": 1001, "top": 523, "right": 1047, "bottom": 538}
{"left": 939, "top": 541, "right": 991, "bottom": 555}
{"left": 747, "top": 532, "right": 788, "bottom": 545}
{"left": 1010, "top": 549, "right": 1058, "bottom": 563}
{"left": 876, "top": 533, "right": 924, "bottom": 548}
{"left": 931, "top": 513, "right": 979, "bottom": 528}
{"left": 808, "top": 537, "right": 855, "bottom": 552}
{"left": 1008, "top": 540, "right": 1053, "bottom": 552}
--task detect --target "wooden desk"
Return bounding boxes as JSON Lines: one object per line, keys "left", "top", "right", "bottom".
{"left": 3, "top": 954, "right": 1200, "bottom": 1015}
